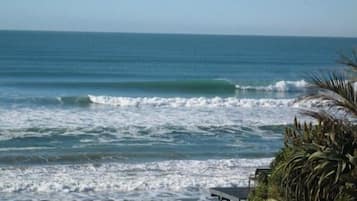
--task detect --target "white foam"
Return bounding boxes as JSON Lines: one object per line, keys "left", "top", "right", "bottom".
{"left": 0, "top": 97, "right": 321, "bottom": 140}
{"left": 0, "top": 158, "right": 272, "bottom": 200}
{"left": 236, "top": 80, "right": 310, "bottom": 92}
{"left": 88, "top": 95, "right": 328, "bottom": 109}
{"left": 89, "top": 95, "right": 297, "bottom": 108}
{"left": 0, "top": 147, "right": 54, "bottom": 152}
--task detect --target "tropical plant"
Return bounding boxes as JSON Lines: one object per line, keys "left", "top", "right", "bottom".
{"left": 278, "top": 51, "right": 357, "bottom": 201}
{"left": 281, "top": 119, "right": 356, "bottom": 200}
{"left": 248, "top": 51, "right": 357, "bottom": 201}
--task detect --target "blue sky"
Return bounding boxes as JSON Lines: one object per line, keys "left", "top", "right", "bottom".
{"left": 0, "top": 0, "right": 356, "bottom": 37}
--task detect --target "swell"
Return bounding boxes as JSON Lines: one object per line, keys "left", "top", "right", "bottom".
{"left": 2, "top": 79, "right": 236, "bottom": 93}
{"left": 0, "top": 96, "right": 92, "bottom": 106}
{"left": 2, "top": 79, "right": 311, "bottom": 93}
{"left": 0, "top": 150, "right": 271, "bottom": 165}
{"left": 0, "top": 152, "right": 130, "bottom": 165}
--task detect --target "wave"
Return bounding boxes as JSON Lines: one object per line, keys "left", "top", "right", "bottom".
{"left": 3, "top": 95, "right": 327, "bottom": 108}
{"left": 0, "top": 96, "right": 319, "bottom": 143}
{"left": 0, "top": 158, "right": 272, "bottom": 200}
{"left": 0, "top": 147, "right": 54, "bottom": 152}
{"left": 5, "top": 79, "right": 237, "bottom": 94}
{"left": 235, "top": 80, "right": 310, "bottom": 92}
{"left": 57, "top": 96, "right": 91, "bottom": 105}
{"left": 0, "top": 96, "right": 92, "bottom": 106}
{"left": 0, "top": 102, "right": 309, "bottom": 142}
{"left": 0, "top": 152, "right": 129, "bottom": 164}
{"left": 88, "top": 95, "right": 327, "bottom": 108}
{"left": 4, "top": 79, "right": 311, "bottom": 94}
{"left": 88, "top": 95, "right": 297, "bottom": 107}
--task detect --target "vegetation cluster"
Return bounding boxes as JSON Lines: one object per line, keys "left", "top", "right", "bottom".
{"left": 249, "top": 51, "right": 357, "bottom": 201}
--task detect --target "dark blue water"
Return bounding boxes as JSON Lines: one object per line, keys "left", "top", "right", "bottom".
{"left": 0, "top": 30, "right": 356, "bottom": 200}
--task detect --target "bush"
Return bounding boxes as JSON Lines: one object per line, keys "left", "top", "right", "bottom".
{"left": 248, "top": 51, "right": 357, "bottom": 201}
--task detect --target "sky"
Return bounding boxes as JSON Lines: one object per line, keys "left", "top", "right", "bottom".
{"left": 0, "top": 0, "right": 356, "bottom": 37}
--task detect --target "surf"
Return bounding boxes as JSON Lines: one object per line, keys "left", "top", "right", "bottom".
{"left": 235, "top": 80, "right": 310, "bottom": 92}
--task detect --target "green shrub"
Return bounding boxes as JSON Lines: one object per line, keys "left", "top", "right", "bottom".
{"left": 248, "top": 51, "right": 357, "bottom": 201}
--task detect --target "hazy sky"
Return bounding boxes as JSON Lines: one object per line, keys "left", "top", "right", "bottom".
{"left": 0, "top": 0, "right": 356, "bottom": 37}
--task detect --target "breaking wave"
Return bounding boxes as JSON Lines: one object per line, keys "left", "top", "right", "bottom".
{"left": 235, "top": 80, "right": 310, "bottom": 92}
{"left": 2, "top": 95, "right": 327, "bottom": 108}
{"left": 88, "top": 95, "right": 326, "bottom": 108}
{"left": 88, "top": 95, "right": 297, "bottom": 107}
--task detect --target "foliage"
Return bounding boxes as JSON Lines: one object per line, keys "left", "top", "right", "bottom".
{"left": 281, "top": 119, "right": 357, "bottom": 201}
{"left": 248, "top": 148, "right": 292, "bottom": 201}
{"left": 248, "top": 175, "right": 283, "bottom": 201}
{"left": 248, "top": 51, "right": 357, "bottom": 201}
{"left": 279, "top": 51, "right": 357, "bottom": 201}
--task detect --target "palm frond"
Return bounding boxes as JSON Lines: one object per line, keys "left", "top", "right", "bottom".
{"left": 273, "top": 51, "right": 357, "bottom": 201}
{"left": 338, "top": 49, "right": 357, "bottom": 71}
{"left": 300, "top": 110, "right": 338, "bottom": 124}
{"left": 306, "top": 72, "right": 357, "bottom": 116}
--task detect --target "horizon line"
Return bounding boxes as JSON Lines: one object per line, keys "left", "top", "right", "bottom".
{"left": 1, "top": 28, "right": 357, "bottom": 39}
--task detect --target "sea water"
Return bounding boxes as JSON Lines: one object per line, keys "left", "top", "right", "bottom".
{"left": 0, "top": 31, "right": 356, "bottom": 200}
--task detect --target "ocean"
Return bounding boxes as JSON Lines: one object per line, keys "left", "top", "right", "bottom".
{"left": 0, "top": 30, "right": 356, "bottom": 200}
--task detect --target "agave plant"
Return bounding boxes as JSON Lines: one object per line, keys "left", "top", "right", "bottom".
{"left": 278, "top": 51, "right": 357, "bottom": 201}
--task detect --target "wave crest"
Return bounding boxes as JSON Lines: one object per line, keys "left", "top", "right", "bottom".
{"left": 88, "top": 95, "right": 296, "bottom": 108}
{"left": 235, "top": 80, "right": 310, "bottom": 92}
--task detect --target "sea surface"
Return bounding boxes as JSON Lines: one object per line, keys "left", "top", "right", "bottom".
{"left": 0, "top": 30, "right": 356, "bottom": 200}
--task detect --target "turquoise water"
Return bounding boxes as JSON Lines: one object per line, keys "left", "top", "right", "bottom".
{"left": 0, "top": 30, "right": 356, "bottom": 200}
